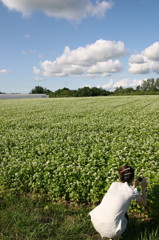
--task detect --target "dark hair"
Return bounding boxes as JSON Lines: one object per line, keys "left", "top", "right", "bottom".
{"left": 118, "top": 164, "right": 134, "bottom": 183}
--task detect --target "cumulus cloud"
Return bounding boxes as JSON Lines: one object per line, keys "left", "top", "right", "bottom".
{"left": 129, "top": 42, "right": 159, "bottom": 74}
{"left": 86, "top": 1, "right": 113, "bottom": 18}
{"left": 99, "top": 79, "right": 113, "bottom": 89}
{"left": 35, "top": 39, "right": 128, "bottom": 77}
{"left": 0, "top": 0, "right": 113, "bottom": 21}
{"left": 0, "top": 69, "right": 11, "bottom": 74}
{"left": 87, "top": 60, "right": 123, "bottom": 76}
{"left": 115, "top": 78, "right": 144, "bottom": 88}
{"left": 129, "top": 54, "right": 145, "bottom": 64}
{"left": 114, "top": 78, "right": 130, "bottom": 88}
{"left": 99, "top": 78, "right": 144, "bottom": 90}
{"left": 142, "top": 42, "right": 159, "bottom": 61}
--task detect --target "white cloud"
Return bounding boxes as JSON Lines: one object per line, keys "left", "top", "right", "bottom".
{"left": 40, "top": 60, "right": 84, "bottom": 77}
{"left": 114, "top": 78, "right": 129, "bottom": 88}
{"left": 21, "top": 49, "right": 43, "bottom": 59}
{"left": 87, "top": 60, "right": 123, "bottom": 76}
{"left": 142, "top": 42, "right": 159, "bottom": 61}
{"left": 129, "top": 54, "right": 145, "bottom": 64}
{"left": 99, "top": 78, "right": 144, "bottom": 90}
{"left": 35, "top": 77, "right": 45, "bottom": 81}
{"left": 99, "top": 79, "right": 113, "bottom": 89}
{"left": 0, "top": 0, "right": 113, "bottom": 21}
{"left": 33, "top": 66, "right": 41, "bottom": 74}
{"left": 0, "top": 69, "right": 11, "bottom": 74}
{"left": 129, "top": 42, "right": 159, "bottom": 74}
{"left": 129, "top": 62, "right": 150, "bottom": 74}
{"left": 86, "top": 1, "right": 113, "bottom": 18}
{"left": 21, "top": 50, "right": 36, "bottom": 55}
{"left": 35, "top": 39, "right": 128, "bottom": 77}
{"left": 152, "top": 62, "right": 159, "bottom": 74}
{"left": 114, "top": 78, "right": 144, "bottom": 88}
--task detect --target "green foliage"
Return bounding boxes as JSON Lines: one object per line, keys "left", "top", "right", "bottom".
{"left": 48, "top": 86, "right": 110, "bottom": 98}
{"left": 29, "top": 78, "right": 159, "bottom": 98}
{"left": 114, "top": 78, "right": 159, "bottom": 95}
{"left": 140, "top": 78, "right": 159, "bottom": 92}
{"left": 0, "top": 195, "right": 159, "bottom": 240}
{"left": 30, "top": 86, "right": 51, "bottom": 94}
{"left": 0, "top": 96, "right": 159, "bottom": 219}
{"left": 114, "top": 86, "right": 135, "bottom": 94}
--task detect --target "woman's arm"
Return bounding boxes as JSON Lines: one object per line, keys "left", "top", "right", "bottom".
{"left": 136, "top": 178, "right": 147, "bottom": 206}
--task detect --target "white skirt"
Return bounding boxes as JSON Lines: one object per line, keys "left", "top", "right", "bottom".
{"left": 90, "top": 214, "right": 127, "bottom": 238}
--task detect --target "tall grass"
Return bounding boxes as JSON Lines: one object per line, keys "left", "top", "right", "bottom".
{"left": 0, "top": 195, "right": 158, "bottom": 240}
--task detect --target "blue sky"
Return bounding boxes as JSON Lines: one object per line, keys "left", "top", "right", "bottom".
{"left": 0, "top": 0, "right": 159, "bottom": 93}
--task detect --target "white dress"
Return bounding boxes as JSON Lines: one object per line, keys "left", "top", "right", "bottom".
{"left": 89, "top": 182, "right": 140, "bottom": 238}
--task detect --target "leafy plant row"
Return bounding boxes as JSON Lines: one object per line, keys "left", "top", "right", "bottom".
{"left": 0, "top": 96, "right": 159, "bottom": 218}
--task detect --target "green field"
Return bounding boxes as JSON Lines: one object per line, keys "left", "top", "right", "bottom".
{"left": 0, "top": 195, "right": 159, "bottom": 240}
{"left": 0, "top": 96, "right": 159, "bottom": 211}
{"left": 0, "top": 96, "right": 159, "bottom": 239}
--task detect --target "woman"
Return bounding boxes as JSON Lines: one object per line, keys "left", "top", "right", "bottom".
{"left": 89, "top": 164, "right": 147, "bottom": 240}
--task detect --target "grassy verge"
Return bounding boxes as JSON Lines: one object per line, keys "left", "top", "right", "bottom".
{"left": 0, "top": 195, "right": 158, "bottom": 240}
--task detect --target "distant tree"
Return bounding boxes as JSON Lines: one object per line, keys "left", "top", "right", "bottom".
{"left": 91, "top": 87, "right": 102, "bottom": 96}
{"left": 140, "top": 78, "right": 158, "bottom": 92}
{"left": 155, "top": 78, "right": 159, "bottom": 90}
{"left": 30, "top": 86, "right": 45, "bottom": 94}
{"left": 54, "top": 88, "right": 73, "bottom": 97}
{"left": 114, "top": 86, "right": 135, "bottom": 95}
{"left": 30, "top": 86, "right": 51, "bottom": 94}
{"left": 123, "top": 87, "right": 134, "bottom": 93}
{"left": 77, "top": 87, "right": 92, "bottom": 97}
{"left": 136, "top": 85, "right": 141, "bottom": 91}
{"left": 99, "top": 88, "right": 111, "bottom": 96}
{"left": 114, "top": 86, "right": 124, "bottom": 94}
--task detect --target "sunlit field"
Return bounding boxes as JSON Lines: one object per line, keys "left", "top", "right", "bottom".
{"left": 0, "top": 96, "right": 159, "bottom": 240}
{"left": 1, "top": 96, "right": 159, "bottom": 204}
{"left": 0, "top": 96, "right": 159, "bottom": 239}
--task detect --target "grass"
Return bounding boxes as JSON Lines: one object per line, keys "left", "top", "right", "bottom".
{"left": 0, "top": 195, "right": 159, "bottom": 240}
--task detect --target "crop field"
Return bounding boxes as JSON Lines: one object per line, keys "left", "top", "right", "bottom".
{"left": 0, "top": 96, "right": 159, "bottom": 217}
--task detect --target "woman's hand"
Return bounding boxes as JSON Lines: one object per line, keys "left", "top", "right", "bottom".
{"left": 133, "top": 178, "right": 139, "bottom": 188}
{"left": 136, "top": 178, "right": 147, "bottom": 206}
{"left": 133, "top": 177, "right": 147, "bottom": 188}
{"left": 141, "top": 178, "right": 147, "bottom": 190}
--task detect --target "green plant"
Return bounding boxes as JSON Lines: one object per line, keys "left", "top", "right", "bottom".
{"left": 0, "top": 96, "right": 159, "bottom": 218}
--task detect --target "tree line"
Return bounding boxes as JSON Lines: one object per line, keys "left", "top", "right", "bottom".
{"left": 114, "top": 78, "right": 159, "bottom": 95}
{"left": 30, "top": 78, "right": 159, "bottom": 97}
{"left": 1, "top": 78, "right": 159, "bottom": 97}
{"left": 30, "top": 86, "right": 110, "bottom": 97}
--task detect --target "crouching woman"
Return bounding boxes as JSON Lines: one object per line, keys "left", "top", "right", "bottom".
{"left": 89, "top": 164, "right": 147, "bottom": 240}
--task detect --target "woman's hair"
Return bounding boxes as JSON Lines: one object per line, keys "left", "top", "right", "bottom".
{"left": 118, "top": 164, "right": 134, "bottom": 183}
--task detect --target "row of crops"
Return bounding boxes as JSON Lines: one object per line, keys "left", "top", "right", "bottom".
{"left": 0, "top": 96, "right": 159, "bottom": 216}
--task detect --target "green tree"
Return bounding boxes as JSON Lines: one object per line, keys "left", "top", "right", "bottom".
{"left": 54, "top": 88, "right": 73, "bottom": 97}
{"left": 140, "top": 78, "right": 158, "bottom": 92}
{"left": 155, "top": 78, "right": 159, "bottom": 90}
{"left": 30, "top": 86, "right": 51, "bottom": 94}
{"left": 136, "top": 85, "right": 141, "bottom": 91}
{"left": 114, "top": 86, "right": 124, "bottom": 94}
{"left": 91, "top": 87, "right": 102, "bottom": 96}
{"left": 77, "top": 87, "right": 92, "bottom": 97}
